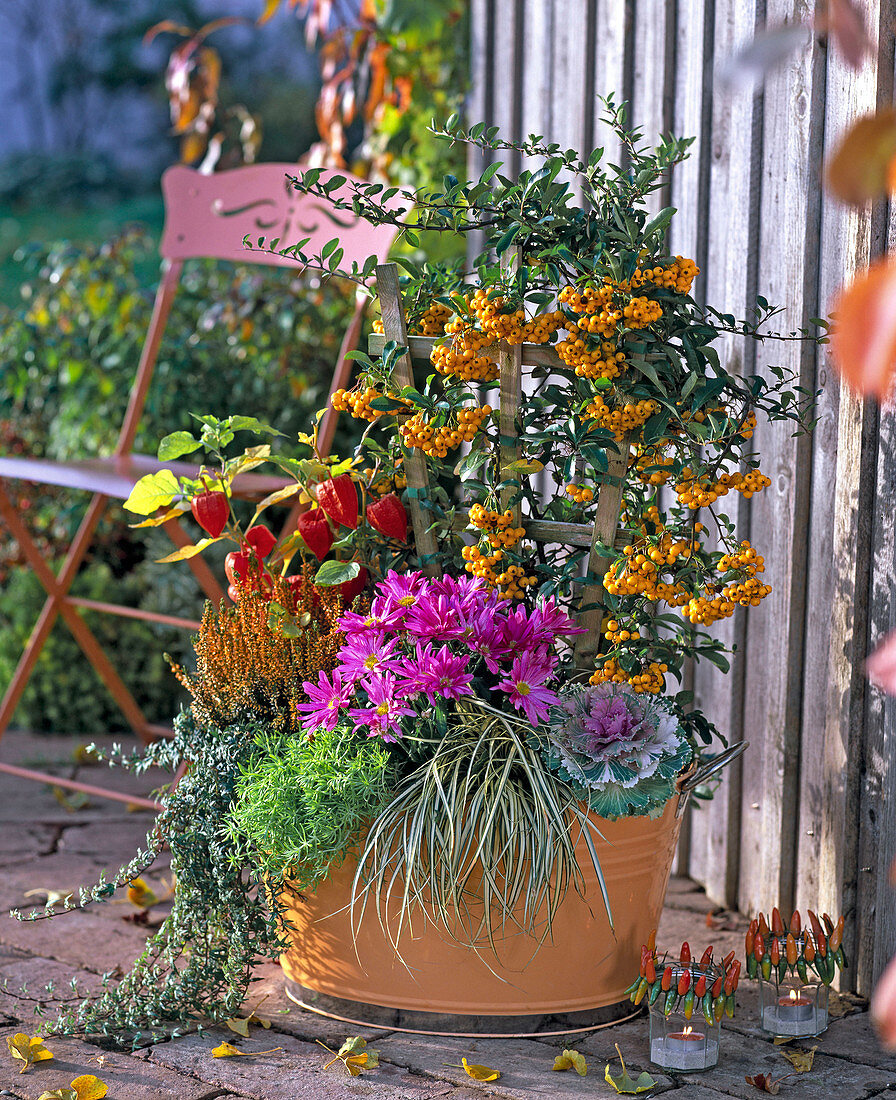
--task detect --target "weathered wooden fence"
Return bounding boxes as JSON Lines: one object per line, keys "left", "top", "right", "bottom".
{"left": 471, "top": 0, "right": 896, "bottom": 995}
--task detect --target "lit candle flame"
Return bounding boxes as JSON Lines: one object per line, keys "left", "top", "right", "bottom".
{"left": 789, "top": 990, "right": 798, "bottom": 1003}
{"left": 683, "top": 1026, "right": 693, "bottom": 1036}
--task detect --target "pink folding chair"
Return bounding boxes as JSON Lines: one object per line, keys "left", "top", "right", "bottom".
{"left": 0, "top": 163, "right": 398, "bottom": 804}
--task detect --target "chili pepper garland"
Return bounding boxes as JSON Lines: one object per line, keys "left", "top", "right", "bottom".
{"left": 744, "top": 907, "right": 846, "bottom": 986}
{"left": 624, "top": 933, "right": 740, "bottom": 1026}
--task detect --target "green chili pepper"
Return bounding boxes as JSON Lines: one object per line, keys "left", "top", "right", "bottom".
{"left": 713, "top": 995, "right": 725, "bottom": 1021}
{"left": 648, "top": 981, "right": 663, "bottom": 1006}
{"left": 664, "top": 988, "right": 678, "bottom": 1016}
{"left": 634, "top": 978, "right": 649, "bottom": 1005}
{"left": 836, "top": 945, "right": 848, "bottom": 970}
{"left": 683, "top": 989, "right": 695, "bottom": 1020}
{"left": 796, "top": 958, "right": 808, "bottom": 984}
{"left": 702, "top": 992, "right": 715, "bottom": 1027}
{"left": 725, "top": 993, "right": 735, "bottom": 1018}
{"left": 761, "top": 957, "right": 772, "bottom": 981}
{"left": 747, "top": 954, "right": 758, "bottom": 979}
{"left": 777, "top": 958, "right": 788, "bottom": 984}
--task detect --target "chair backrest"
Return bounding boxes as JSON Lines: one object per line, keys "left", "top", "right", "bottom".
{"left": 115, "top": 163, "right": 400, "bottom": 458}
{"left": 159, "top": 163, "right": 398, "bottom": 266}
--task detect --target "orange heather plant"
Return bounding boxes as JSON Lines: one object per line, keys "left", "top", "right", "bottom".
{"left": 169, "top": 568, "right": 351, "bottom": 734}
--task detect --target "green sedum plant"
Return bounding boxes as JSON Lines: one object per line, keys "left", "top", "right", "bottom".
{"left": 228, "top": 726, "right": 400, "bottom": 889}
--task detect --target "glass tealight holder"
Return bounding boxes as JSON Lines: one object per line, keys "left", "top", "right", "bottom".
{"left": 758, "top": 963, "right": 829, "bottom": 1038}
{"left": 648, "top": 964, "right": 722, "bottom": 1073}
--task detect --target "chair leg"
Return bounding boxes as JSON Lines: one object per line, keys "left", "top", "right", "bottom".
{"left": 0, "top": 485, "right": 153, "bottom": 742}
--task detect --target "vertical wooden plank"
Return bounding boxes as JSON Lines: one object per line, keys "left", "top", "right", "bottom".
{"left": 548, "top": 0, "right": 592, "bottom": 197}
{"left": 796, "top": 0, "right": 883, "bottom": 988}
{"left": 592, "top": 0, "right": 634, "bottom": 166}
{"left": 683, "top": 0, "right": 756, "bottom": 908}
{"left": 668, "top": 0, "right": 714, "bottom": 883}
{"left": 856, "top": 0, "right": 896, "bottom": 997}
{"left": 737, "top": 0, "right": 826, "bottom": 919}
{"left": 630, "top": 0, "right": 677, "bottom": 214}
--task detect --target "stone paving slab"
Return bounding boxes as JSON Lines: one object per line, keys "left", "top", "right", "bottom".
{"left": 0, "top": 1029, "right": 225, "bottom": 1100}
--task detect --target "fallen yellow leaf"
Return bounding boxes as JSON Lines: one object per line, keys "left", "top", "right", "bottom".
{"left": 70, "top": 1075, "right": 109, "bottom": 1100}
{"left": 225, "top": 1017, "right": 250, "bottom": 1037}
{"left": 461, "top": 1057, "right": 500, "bottom": 1082}
{"left": 317, "top": 1037, "right": 380, "bottom": 1077}
{"left": 126, "top": 877, "right": 158, "bottom": 909}
{"left": 780, "top": 1045, "right": 817, "bottom": 1073}
{"left": 212, "top": 1042, "right": 281, "bottom": 1058}
{"left": 605, "top": 1044, "right": 656, "bottom": 1094}
{"left": 553, "top": 1049, "right": 587, "bottom": 1075}
{"left": 36, "top": 1090, "right": 77, "bottom": 1100}
{"left": 7, "top": 1032, "right": 54, "bottom": 1073}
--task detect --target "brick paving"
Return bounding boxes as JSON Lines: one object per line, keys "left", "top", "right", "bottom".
{"left": 0, "top": 732, "right": 893, "bottom": 1099}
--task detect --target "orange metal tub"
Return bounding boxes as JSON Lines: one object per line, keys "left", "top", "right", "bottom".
{"left": 279, "top": 786, "right": 693, "bottom": 1023}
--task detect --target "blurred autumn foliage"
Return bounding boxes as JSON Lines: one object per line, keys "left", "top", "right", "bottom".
{"left": 149, "top": 0, "right": 469, "bottom": 186}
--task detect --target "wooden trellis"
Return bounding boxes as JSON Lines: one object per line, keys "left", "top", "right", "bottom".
{"left": 373, "top": 259, "right": 632, "bottom": 669}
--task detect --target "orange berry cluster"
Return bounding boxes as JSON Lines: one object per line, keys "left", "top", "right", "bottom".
{"left": 680, "top": 593, "right": 737, "bottom": 626}
{"left": 590, "top": 658, "right": 668, "bottom": 694}
{"left": 674, "top": 467, "right": 771, "bottom": 509}
{"left": 583, "top": 394, "right": 660, "bottom": 440}
{"left": 565, "top": 483, "right": 594, "bottom": 503}
{"left": 633, "top": 448, "right": 675, "bottom": 486}
{"left": 468, "top": 503, "right": 526, "bottom": 548}
{"left": 604, "top": 537, "right": 693, "bottom": 599}
{"left": 723, "top": 576, "right": 772, "bottom": 607}
{"left": 362, "top": 468, "right": 407, "bottom": 496}
{"left": 740, "top": 410, "right": 757, "bottom": 440}
{"left": 460, "top": 545, "right": 537, "bottom": 600}
{"left": 469, "top": 288, "right": 565, "bottom": 345}
{"left": 718, "top": 539, "right": 764, "bottom": 575}
{"left": 628, "top": 256, "right": 699, "bottom": 295}
{"left": 603, "top": 618, "right": 642, "bottom": 646}
{"left": 556, "top": 336, "right": 627, "bottom": 380}
{"left": 400, "top": 405, "right": 491, "bottom": 457}
{"left": 331, "top": 386, "right": 408, "bottom": 423}
{"left": 431, "top": 327, "right": 500, "bottom": 382}
{"left": 414, "top": 301, "right": 453, "bottom": 336}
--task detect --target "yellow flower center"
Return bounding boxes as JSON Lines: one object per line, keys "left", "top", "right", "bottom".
{"left": 364, "top": 655, "right": 380, "bottom": 669}
{"left": 376, "top": 702, "right": 390, "bottom": 716}
{"left": 398, "top": 595, "right": 415, "bottom": 606}
{"left": 517, "top": 682, "right": 531, "bottom": 696}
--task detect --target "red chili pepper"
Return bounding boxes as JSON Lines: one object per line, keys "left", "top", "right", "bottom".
{"left": 660, "top": 966, "right": 673, "bottom": 992}
{"left": 746, "top": 920, "right": 758, "bottom": 958}
{"left": 700, "top": 946, "right": 714, "bottom": 967}
{"left": 808, "top": 910, "right": 826, "bottom": 953}
{"left": 830, "top": 915, "right": 845, "bottom": 952}
{"left": 296, "top": 509, "right": 334, "bottom": 560}
{"left": 366, "top": 493, "right": 408, "bottom": 542}
{"left": 789, "top": 910, "right": 802, "bottom": 935}
{"left": 680, "top": 942, "right": 691, "bottom": 964}
{"left": 822, "top": 913, "right": 835, "bottom": 935}
{"left": 757, "top": 913, "right": 770, "bottom": 937}
{"left": 191, "top": 485, "right": 229, "bottom": 537}
{"left": 646, "top": 929, "right": 657, "bottom": 953}
{"left": 724, "top": 959, "right": 741, "bottom": 996}
{"left": 785, "top": 932, "right": 798, "bottom": 966}
{"left": 804, "top": 935, "right": 816, "bottom": 963}
{"left": 753, "top": 932, "right": 765, "bottom": 961}
{"left": 694, "top": 974, "right": 708, "bottom": 998}
{"left": 677, "top": 969, "right": 691, "bottom": 997}
{"left": 722, "top": 950, "right": 736, "bottom": 970}
{"left": 711, "top": 974, "right": 723, "bottom": 998}
{"left": 771, "top": 907, "right": 784, "bottom": 935}
{"left": 317, "top": 475, "right": 359, "bottom": 529}
{"left": 645, "top": 958, "right": 656, "bottom": 985}
{"left": 770, "top": 937, "right": 780, "bottom": 966}
{"left": 245, "top": 524, "right": 277, "bottom": 559}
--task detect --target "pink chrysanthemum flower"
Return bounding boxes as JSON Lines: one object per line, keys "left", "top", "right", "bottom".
{"left": 403, "top": 593, "right": 472, "bottom": 641}
{"left": 338, "top": 598, "right": 405, "bottom": 636}
{"left": 296, "top": 668, "right": 353, "bottom": 733}
{"left": 338, "top": 634, "right": 404, "bottom": 682}
{"left": 349, "top": 674, "right": 416, "bottom": 742}
{"left": 401, "top": 643, "right": 475, "bottom": 704}
{"left": 494, "top": 647, "right": 559, "bottom": 726}
{"left": 375, "top": 569, "right": 429, "bottom": 620}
